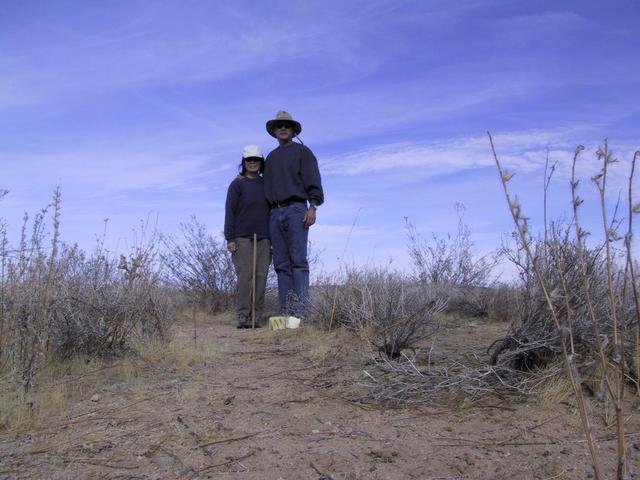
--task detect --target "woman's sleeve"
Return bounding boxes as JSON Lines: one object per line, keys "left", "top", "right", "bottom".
{"left": 224, "top": 180, "right": 239, "bottom": 241}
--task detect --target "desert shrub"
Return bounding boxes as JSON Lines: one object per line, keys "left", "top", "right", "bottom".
{"left": 55, "top": 245, "right": 176, "bottom": 353}
{"left": 484, "top": 282, "right": 522, "bottom": 322}
{"left": 406, "top": 203, "right": 496, "bottom": 288}
{"left": 489, "top": 229, "right": 624, "bottom": 371}
{"left": 436, "top": 282, "right": 521, "bottom": 321}
{"left": 0, "top": 189, "right": 176, "bottom": 392}
{"left": 488, "top": 143, "right": 639, "bottom": 384}
{"left": 308, "top": 267, "right": 446, "bottom": 359}
{"left": 160, "top": 217, "right": 235, "bottom": 313}
{"left": 405, "top": 203, "right": 501, "bottom": 317}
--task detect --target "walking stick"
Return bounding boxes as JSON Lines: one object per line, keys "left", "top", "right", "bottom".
{"left": 251, "top": 233, "right": 257, "bottom": 328}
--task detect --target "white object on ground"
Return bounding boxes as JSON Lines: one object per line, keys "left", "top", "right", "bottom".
{"left": 268, "top": 316, "right": 302, "bottom": 330}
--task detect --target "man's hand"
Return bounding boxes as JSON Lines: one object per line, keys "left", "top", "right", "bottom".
{"left": 227, "top": 241, "right": 237, "bottom": 253}
{"left": 303, "top": 206, "right": 316, "bottom": 228}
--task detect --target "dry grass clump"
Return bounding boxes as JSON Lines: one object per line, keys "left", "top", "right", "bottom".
{"left": 357, "top": 356, "right": 558, "bottom": 407}
{"left": 0, "top": 381, "right": 69, "bottom": 431}
{"left": 0, "top": 353, "right": 106, "bottom": 430}
{"left": 0, "top": 337, "right": 218, "bottom": 432}
{"left": 136, "top": 330, "right": 219, "bottom": 373}
{"left": 0, "top": 189, "right": 176, "bottom": 397}
{"left": 309, "top": 267, "right": 446, "bottom": 359}
{"left": 538, "top": 369, "right": 574, "bottom": 410}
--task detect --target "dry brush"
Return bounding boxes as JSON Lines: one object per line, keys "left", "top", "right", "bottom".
{"left": 0, "top": 189, "right": 176, "bottom": 397}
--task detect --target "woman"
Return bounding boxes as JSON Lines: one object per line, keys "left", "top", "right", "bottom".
{"left": 224, "top": 145, "right": 271, "bottom": 328}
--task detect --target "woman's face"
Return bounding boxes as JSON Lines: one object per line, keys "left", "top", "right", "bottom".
{"left": 244, "top": 157, "right": 261, "bottom": 174}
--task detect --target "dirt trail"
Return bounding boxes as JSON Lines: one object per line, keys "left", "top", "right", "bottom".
{"left": 0, "top": 313, "right": 634, "bottom": 479}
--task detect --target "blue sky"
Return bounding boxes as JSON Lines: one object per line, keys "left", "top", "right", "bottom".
{"left": 1, "top": 0, "right": 639, "bottom": 278}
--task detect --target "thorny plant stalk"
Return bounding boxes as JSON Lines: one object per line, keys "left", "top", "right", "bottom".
{"left": 570, "top": 148, "right": 615, "bottom": 399}
{"left": 626, "top": 152, "right": 640, "bottom": 399}
{"left": 593, "top": 141, "right": 629, "bottom": 478}
{"left": 0, "top": 190, "right": 7, "bottom": 371}
{"left": 595, "top": 141, "right": 621, "bottom": 348}
{"left": 0, "top": 223, "right": 6, "bottom": 371}
{"left": 192, "top": 302, "right": 197, "bottom": 348}
{"left": 549, "top": 223, "right": 575, "bottom": 355}
{"left": 571, "top": 147, "right": 631, "bottom": 478}
{"left": 42, "top": 188, "right": 61, "bottom": 353}
{"left": 543, "top": 150, "right": 557, "bottom": 257}
{"left": 488, "top": 132, "right": 603, "bottom": 480}
{"left": 329, "top": 210, "right": 360, "bottom": 331}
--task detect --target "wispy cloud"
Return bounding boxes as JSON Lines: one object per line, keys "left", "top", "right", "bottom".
{"left": 0, "top": 2, "right": 405, "bottom": 110}
{"left": 321, "top": 130, "right": 572, "bottom": 176}
{"left": 322, "top": 129, "right": 638, "bottom": 182}
{"left": 1, "top": 149, "right": 228, "bottom": 194}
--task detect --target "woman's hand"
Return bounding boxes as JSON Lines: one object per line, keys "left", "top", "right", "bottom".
{"left": 227, "top": 241, "right": 237, "bottom": 253}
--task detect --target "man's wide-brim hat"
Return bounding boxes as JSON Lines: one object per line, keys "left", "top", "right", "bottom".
{"left": 266, "top": 110, "right": 302, "bottom": 138}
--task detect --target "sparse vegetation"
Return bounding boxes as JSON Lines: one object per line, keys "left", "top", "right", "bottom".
{"left": 0, "top": 189, "right": 176, "bottom": 398}
{"left": 405, "top": 203, "right": 510, "bottom": 320}
{"left": 406, "top": 202, "right": 496, "bottom": 289}
{"left": 309, "top": 266, "right": 445, "bottom": 359}
{"left": 160, "top": 216, "right": 236, "bottom": 313}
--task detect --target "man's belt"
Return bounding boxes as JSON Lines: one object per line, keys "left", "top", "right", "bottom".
{"left": 271, "top": 199, "right": 306, "bottom": 209}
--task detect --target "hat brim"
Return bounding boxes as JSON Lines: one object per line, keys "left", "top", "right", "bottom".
{"left": 266, "top": 119, "right": 302, "bottom": 138}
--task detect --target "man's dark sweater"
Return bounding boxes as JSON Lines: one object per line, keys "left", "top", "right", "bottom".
{"left": 264, "top": 143, "right": 324, "bottom": 207}
{"left": 224, "top": 176, "right": 270, "bottom": 241}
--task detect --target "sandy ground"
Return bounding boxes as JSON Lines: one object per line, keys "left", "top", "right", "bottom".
{"left": 0, "top": 312, "right": 637, "bottom": 479}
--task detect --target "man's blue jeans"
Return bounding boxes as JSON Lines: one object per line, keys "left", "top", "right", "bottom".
{"left": 270, "top": 203, "right": 309, "bottom": 316}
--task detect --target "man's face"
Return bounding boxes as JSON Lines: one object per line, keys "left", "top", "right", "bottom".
{"left": 274, "top": 123, "right": 294, "bottom": 142}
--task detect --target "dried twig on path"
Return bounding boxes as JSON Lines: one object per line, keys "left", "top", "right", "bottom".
{"left": 196, "top": 451, "right": 256, "bottom": 474}
{"left": 227, "top": 348, "right": 300, "bottom": 355}
{"left": 61, "top": 456, "right": 139, "bottom": 469}
{"left": 195, "top": 428, "right": 276, "bottom": 449}
{"left": 256, "top": 362, "right": 321, "bottom": 379}
{"left": 310, "top": 461, "right": 336, "bottom": 480}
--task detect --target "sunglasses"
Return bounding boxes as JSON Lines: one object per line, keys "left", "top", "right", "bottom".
{"left": 245, "top": 157, "right": 261, "bottom": 162}
{"left": 275, "top": 123, "right": 292, "bottom": 130}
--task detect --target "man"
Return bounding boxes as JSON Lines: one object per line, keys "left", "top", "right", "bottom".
{"left": 264, "top": 111, "right": 324, "bottom": 317}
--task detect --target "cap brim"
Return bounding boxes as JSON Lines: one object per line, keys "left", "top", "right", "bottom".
{"left": 266, "top": 119, "right": 302, "bottom": 138}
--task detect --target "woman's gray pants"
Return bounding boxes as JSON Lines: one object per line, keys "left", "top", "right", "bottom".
{"left": 231, "top": 237, "right": 271, "bottom": 326}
